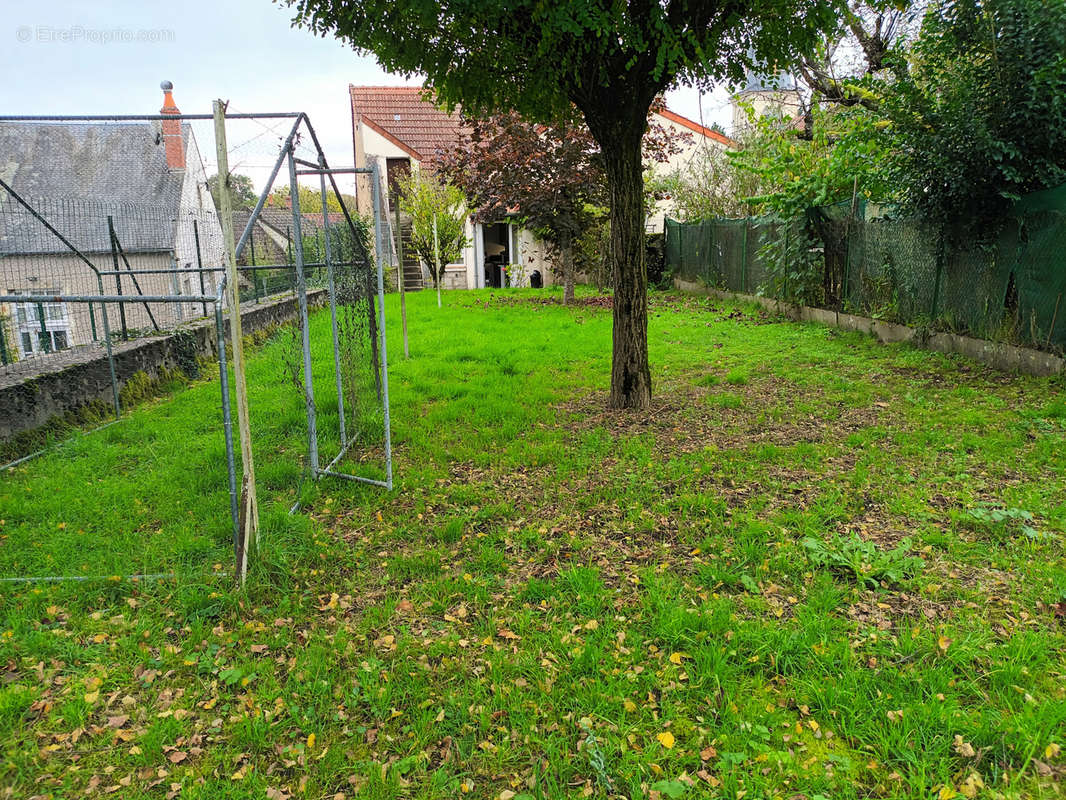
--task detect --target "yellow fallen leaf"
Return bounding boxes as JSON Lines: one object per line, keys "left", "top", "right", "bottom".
{"left": 938, "top": 635, "right": 952, "bottom": 652}
{"left": 306, "top": 733, "right": 316, "bottom": 749}
{"left": 669, "top": 652, "right": 682, "bottom": 665}
{"left": 623, "top": 700, "right": 637, "bottom": 713}
{"left": 83, "top": 691, "right": 100, "bottom": 704}
{"left": 584, "top": 619, "right": 599, "bottom": 631}
{"left": 938, "top": 786, "right": 958, "bottom": 800}
{"left": 1045, "top": 743, "right": 1061, "bottom": 760}
{"left": 657, "top": 731, "right": 675, "bottom": 749}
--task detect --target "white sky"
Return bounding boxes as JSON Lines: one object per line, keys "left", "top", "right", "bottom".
{"left": 0, "top": 0, "right": 734, "bottom": 193}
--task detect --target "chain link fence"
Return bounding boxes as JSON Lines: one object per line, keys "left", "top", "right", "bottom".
{"left": 665, "top": 183, "right": 1066, "bottom": 352}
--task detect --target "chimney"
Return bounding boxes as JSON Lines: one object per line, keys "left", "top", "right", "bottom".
{"left": 160, "top": 80, "right": 185, "bottom": 170}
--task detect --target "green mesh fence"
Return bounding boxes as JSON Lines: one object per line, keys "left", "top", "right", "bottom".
{"left": 664, "top": 182, "right": 1066, "bottom": 352}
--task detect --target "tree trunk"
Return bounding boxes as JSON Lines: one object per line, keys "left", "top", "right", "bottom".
{"left": 601, "top": 132, "right": 651, "bottom": 409}
{"left": 561, "top": 231, "right": 576, "bottom": 305}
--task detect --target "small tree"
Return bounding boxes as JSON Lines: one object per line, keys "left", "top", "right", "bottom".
{"left": 208, "top": 173, "right": 257, "bottom": 213}
{"left": 442, "top": 112, "right": 603, "bottom": 305}
{"left": 397, "top": 171, "right": 468, "bottom": 306}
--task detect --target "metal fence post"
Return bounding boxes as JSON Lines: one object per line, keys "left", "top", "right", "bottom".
{"left": 193, "top": 219, "right": 208, "bottom": 317}
{"left": 95, "top": 272, "right": 121, "bottom": 419}
{"left": 35, "top": 302, "right": 50, "bottom": 353}
{"left": 214, "top": 281, "right": 240, "bottom": 561}
{"left": 288, "top": 147, "right": 318, "bottom": 476}
{"left": 319, "top": 161, "right": 347, "bottom": 448}
{"left": 108, "top": 216, "right": 129, "bottom": 340}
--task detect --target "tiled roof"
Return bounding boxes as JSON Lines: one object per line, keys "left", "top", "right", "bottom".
{"left": 349, "top": 86, "right": 462, "bottom": 162}
{"left": 0, "top": 121, "right": 189, "bottom": 255}
{"left": 656, "top": 110, "right": 735, "bottom": 148}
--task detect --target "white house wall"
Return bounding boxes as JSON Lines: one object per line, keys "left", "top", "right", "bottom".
{"left": 173, "top": 130, "right": 224, "bottom": 312}
{"left": 645, "top": 112, "right": 732, "bottom": 233}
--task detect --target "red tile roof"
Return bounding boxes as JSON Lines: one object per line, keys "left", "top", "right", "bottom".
{"left": 349, "top": 86, "right": 463, "bottom": 162}
{"left": 656, "top": 109, "right": 735, "bottom": 147}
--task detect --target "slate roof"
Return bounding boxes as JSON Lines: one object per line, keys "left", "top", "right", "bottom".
{"left": 349, "top": 86, "right": 463, "bottom": 162}
{"left": 0, "top": 121, "right": 188, "bottom": 256}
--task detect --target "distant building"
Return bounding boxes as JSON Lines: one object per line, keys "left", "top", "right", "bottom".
{"left": 349, "top": 85, "right": 731, "bottom": 290}
{"left": 0, "top": 82, "right": 223, "bottom": 358}
{"left": 731, "top": 70, "right": 804, "bottom": 135}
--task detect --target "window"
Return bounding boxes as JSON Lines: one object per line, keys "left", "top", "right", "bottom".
{"left": 8, "top": 289, "right": 71, "bottom": 356}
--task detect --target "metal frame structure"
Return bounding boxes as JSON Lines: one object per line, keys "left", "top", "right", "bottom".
{"left": 0, "top": 108, "right": 393, "bottom": 584}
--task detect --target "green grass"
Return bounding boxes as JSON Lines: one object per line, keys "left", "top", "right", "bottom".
{"left": 2, "top": 286, "right": 1065, "bottom": 799}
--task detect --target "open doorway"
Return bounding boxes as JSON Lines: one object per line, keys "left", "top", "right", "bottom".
{"left": 482, "top": 222, "right": 510, "bottom": 288}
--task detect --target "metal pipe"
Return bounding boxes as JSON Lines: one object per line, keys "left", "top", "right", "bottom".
{"left": 193, "top": 219, "right": 208, "bottom": 317}
{"left": 94, "top": 261, "right": 336, "bottom": 276}
{"left": 0, "top": 572, "right": 178, "bottom": 584}
{"left": 95, "top": 273, "right": 121, "bottom": 419}
{"left": 288, "top": 147, "right": 318, "bottom": 474}
{"left": 109, "top": 217, "right": 161, "bottom": 332}
{"left": 233, "top": 116, "right": 304, "bottom": 264}
{"left": 214, "top": 275, "right": 240, "bottom": 558}
{"left": 0, "top": 419, "right": 120, "bottom": 472}
{"left": 295, "top": 167, "right": 374, "bottom": 176}
{"left": 314, "top": 469, "right": 389, "bottom": 488}
{"left": 320, "top": 160, "right": 347, "bottom": 448}
{"left": 370, "top": 163, "right": 394, "bottom": 490}
{"left": 0, "top": 178, "right": 103, "bottom": 278}
{"left": 11, "top": 294, "right": 217, "bottom": 304}
{"left": 107, "top": 217, "right": 129, "bottom": 341}
{"left": 35, "top": 301, "right": 50, "bottom": 353}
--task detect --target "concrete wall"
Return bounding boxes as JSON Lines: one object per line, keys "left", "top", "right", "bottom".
{"left": 676, "top": 279, "right": 1065, "bottom": 378}
{"left": 0, "top": 289, "right": 328, "bottom": 440}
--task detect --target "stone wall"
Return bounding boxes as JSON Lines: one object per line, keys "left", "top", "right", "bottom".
{"left": 0, "top": 290, "right": 326, "bottom": 440}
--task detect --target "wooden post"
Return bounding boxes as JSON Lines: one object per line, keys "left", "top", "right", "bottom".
{"left": 213, "top": 99, "right": 258, "bottom": 584}
{"left": 395, "top": 201, "right": 410, "bottom": 358}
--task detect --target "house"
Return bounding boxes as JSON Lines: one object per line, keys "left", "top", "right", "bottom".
{"left": 0, "top": 82, "right": 224, "bottom": 360}
{"left": 349, "top": 85, "right": 731, "bottom": 290}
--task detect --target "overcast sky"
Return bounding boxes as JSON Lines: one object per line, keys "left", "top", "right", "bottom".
{"left": 0, "top": 0, "right": 734, "bottom": 193}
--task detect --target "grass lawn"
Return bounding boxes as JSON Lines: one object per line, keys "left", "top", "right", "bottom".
{"left": 1, "top": 287, "right": 1065, "bottom": 800}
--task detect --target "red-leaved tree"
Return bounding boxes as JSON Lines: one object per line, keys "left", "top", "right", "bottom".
{"left": 442, "top": 108, "right": 687, "bottom": 305}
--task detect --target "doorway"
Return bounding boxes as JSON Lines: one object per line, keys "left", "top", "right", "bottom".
{"left": 482, "top": 222, "right": 510, "bottom": 288}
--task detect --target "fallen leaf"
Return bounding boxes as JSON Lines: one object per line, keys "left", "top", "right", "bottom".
{"left": 168, "top": 751, "right": 187, "bottom": 764}
{"left": 656, "top": 731, "right": 675, "bottom": 749}
{"left": 953, "top": 735, "right": 976, "bottom": 758}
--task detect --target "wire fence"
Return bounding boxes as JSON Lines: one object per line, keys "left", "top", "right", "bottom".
{"left": 665, "top": 184, "right": 1066, "bottom": 352}
{"left": 0, "top": 105, "right": 392, "bottom": 585}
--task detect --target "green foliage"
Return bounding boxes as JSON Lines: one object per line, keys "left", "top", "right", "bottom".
{"left": 728, "top": 103, "right": 895, "bottom": 304}
{"left": 397, "top": 172, "right": 468, "bottom": 288}
{"left": 882, "top": 0, "right": 1066, "bottom": 235}
{"left": 963, "top": 506, "right": 1050, "bottom": 542}
{"left": 648, "top": 143, "right": 767, "bottom": 222}
{"left": 802, "top": 534, "right": 924, "bottom": 587}
{"left": 265, "top": 184, "right": 350, "bottom": 214}
{"left": 207, "top": 173, "right": 257, "bottom": 212}
{"left": 4, "top": 289, "right": 1066, "bottom": 797}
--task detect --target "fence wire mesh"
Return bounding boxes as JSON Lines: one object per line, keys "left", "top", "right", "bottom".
{"left": 0, "top": 106, "right": 391, "bottom": 582}
{"left": 665, "top": 183, "right": 1066, "bottom": 352}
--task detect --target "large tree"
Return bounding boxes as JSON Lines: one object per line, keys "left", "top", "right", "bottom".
{"left": 288, "top": 0, "right": 839, "bottom": 408}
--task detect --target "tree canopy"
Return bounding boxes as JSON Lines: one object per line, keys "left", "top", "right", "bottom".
{"left": 287, "top": 0, "right": 841, "bottom": 408}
